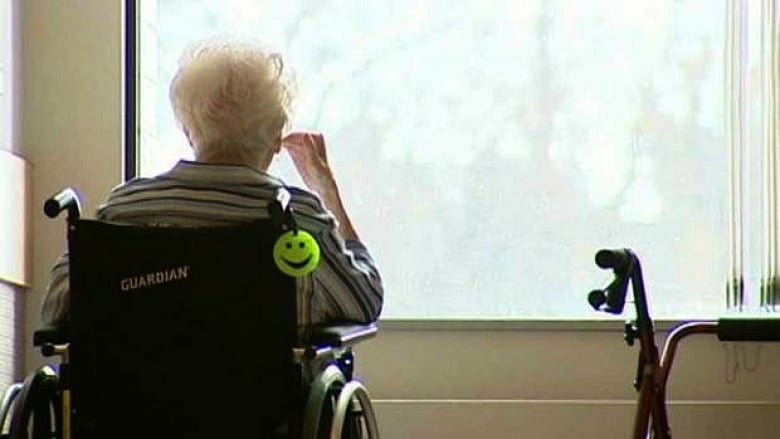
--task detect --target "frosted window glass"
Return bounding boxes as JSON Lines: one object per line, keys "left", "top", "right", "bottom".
{"left": 140, "top": 1, "right": 728, "bottom": 319}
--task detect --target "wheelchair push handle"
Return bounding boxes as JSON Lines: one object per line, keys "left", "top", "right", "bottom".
{"left": 268, "top": 187, "right": 299, "bottom": 231}
{"left": 44, "top": 187, "right": 82, "bottom": 220}
{"left": 268, "top": 187, "right": 290, "bottom": 221}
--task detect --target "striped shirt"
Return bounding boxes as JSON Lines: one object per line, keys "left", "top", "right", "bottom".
{"left": 41, "top": 161, "right": 384, "bottom": 336}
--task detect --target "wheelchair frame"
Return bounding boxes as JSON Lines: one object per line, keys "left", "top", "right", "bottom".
{"left": 589, "top": 248, "right": 780, "bottom": 439}
{"left": 7, "top": 325, "right": 380, "bottom": 439}
{"left": 0, "top": 188, "right": 381, "bottom": 439}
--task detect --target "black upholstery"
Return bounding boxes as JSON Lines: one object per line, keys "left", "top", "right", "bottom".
{"left": 66, "top": 219, "right": 297, "bottom": 438}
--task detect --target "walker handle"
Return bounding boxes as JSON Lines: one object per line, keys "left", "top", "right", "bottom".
{"left": 595, "top": 248, "right": 632, "bottom": 274}
{"left": 717, "top": 318, "right": 780, "bottom": 341}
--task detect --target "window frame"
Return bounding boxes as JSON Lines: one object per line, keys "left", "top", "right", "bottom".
{"left": 124, "top": 0, "right": 753, "bottom": 328}
{"left": 124, "top": 0, "right": 139, "bottom": 181}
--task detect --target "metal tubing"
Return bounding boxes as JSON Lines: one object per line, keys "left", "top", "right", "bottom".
{"left": 658, "top": 321, "right": 718, "bottom": 398}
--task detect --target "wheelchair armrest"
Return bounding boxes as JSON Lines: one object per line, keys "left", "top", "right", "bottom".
{"left": 309, "top": 323, "right": 378, "bottom": 349}
{"left": 33, "top": 325, "right": 70, "bottom": 347}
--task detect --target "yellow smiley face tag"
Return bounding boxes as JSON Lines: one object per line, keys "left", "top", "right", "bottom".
{"left": 273, "top": 230, "right": 321, "bottom": 277}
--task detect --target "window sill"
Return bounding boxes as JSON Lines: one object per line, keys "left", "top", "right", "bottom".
{"left": 377, "top": 318, "right": 708, "bottom": 332}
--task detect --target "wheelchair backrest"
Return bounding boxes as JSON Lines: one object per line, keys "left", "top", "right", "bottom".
{"left": 67, "top": 219, "right": 298, "bottom": 438}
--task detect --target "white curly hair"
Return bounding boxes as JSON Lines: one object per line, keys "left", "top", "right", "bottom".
{"left": 169, "top": 38, "right": 294, "bottom": 165}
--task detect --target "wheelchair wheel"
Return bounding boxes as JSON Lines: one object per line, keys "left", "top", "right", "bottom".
{"left": 329, "top": 381, "right": 379, "bottom": 439}
{"left": 303, "top": 365, "right": 344, "bottom": 439}
{"left": 7, "top": 366, "right": 61, "bottom": 439}
{"left": 303, "top": 365, "right": 379, "bottom": 439}
{"left": 0, "top": 383, "right": 24, "bottom": 436}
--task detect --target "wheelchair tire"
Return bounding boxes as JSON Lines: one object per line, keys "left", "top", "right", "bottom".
{"left": 303, "top": 365, "right": 346, "bottom": 439}
{"left": 329, "top": 381, "right": 379, "bottom": 439}
{"left": 303, "top": 365, "right": 379, "bottom": 439}
{"left": 0, "top": 383, "right": 23, "bottom": 435}
{"left": 8, "top": 366, "right": 61, "bottom": 439}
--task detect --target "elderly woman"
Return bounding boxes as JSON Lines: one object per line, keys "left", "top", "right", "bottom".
{"left": 41, "top": 40, "right": 384, "bottom": 333}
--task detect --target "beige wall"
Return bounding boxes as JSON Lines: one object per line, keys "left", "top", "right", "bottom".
{"left": 360, "top": 327, "right": 780, "bottom": 438}
{"left": 0, "top": 0, "right": 8, "bottom": 153}
{"left": 16, "top": 2, "right": 780, "bottom": 438}
{"left": 20, "top": 0, "right": 123, "bottom": 366}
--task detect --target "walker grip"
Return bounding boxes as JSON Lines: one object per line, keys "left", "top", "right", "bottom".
{"left": 595, "top": 248, "right": 632, "bottom": 274}
{"left": 717, "top": 318, "right": 780, "bottom": 341}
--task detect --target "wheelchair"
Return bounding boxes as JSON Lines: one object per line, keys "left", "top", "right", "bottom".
{"left": 0, "top": 187, "right": 380, "bottom": 439}
{"left": 588, "top": 248, "right": 780, "bottom": 439}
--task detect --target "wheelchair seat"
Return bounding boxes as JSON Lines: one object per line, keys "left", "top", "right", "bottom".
{"left": 1, "top": 188, "right": 379, "bottom": 439}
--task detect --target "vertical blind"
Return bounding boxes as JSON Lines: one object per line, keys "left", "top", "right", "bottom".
{"left": 762, "top": 0, "right": 780, "bottom": 309}
{"left": 729, "top": 0, "right": 780, "bottom": 312}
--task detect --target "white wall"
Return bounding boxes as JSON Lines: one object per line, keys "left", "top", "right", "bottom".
{"left": 0, "top": 0, "right": 24, "bottom": 389}
{"left": 17, "top": 2, "right": 780, "bottom": 438}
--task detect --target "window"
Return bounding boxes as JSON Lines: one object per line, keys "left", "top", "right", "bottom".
{"left": 137, "top": 1, "right": 749, "bottom": 320}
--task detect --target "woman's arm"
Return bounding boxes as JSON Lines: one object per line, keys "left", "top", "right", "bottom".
{"left": 283, "top": 132, "right": 384, "bottom": 322}
{"left": 41, "top": 253, "right": 70, "bottom": 327}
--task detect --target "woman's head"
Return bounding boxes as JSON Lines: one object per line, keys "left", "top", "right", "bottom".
{"left": 169, "top": 39, "right": 294, "bottom": 167}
